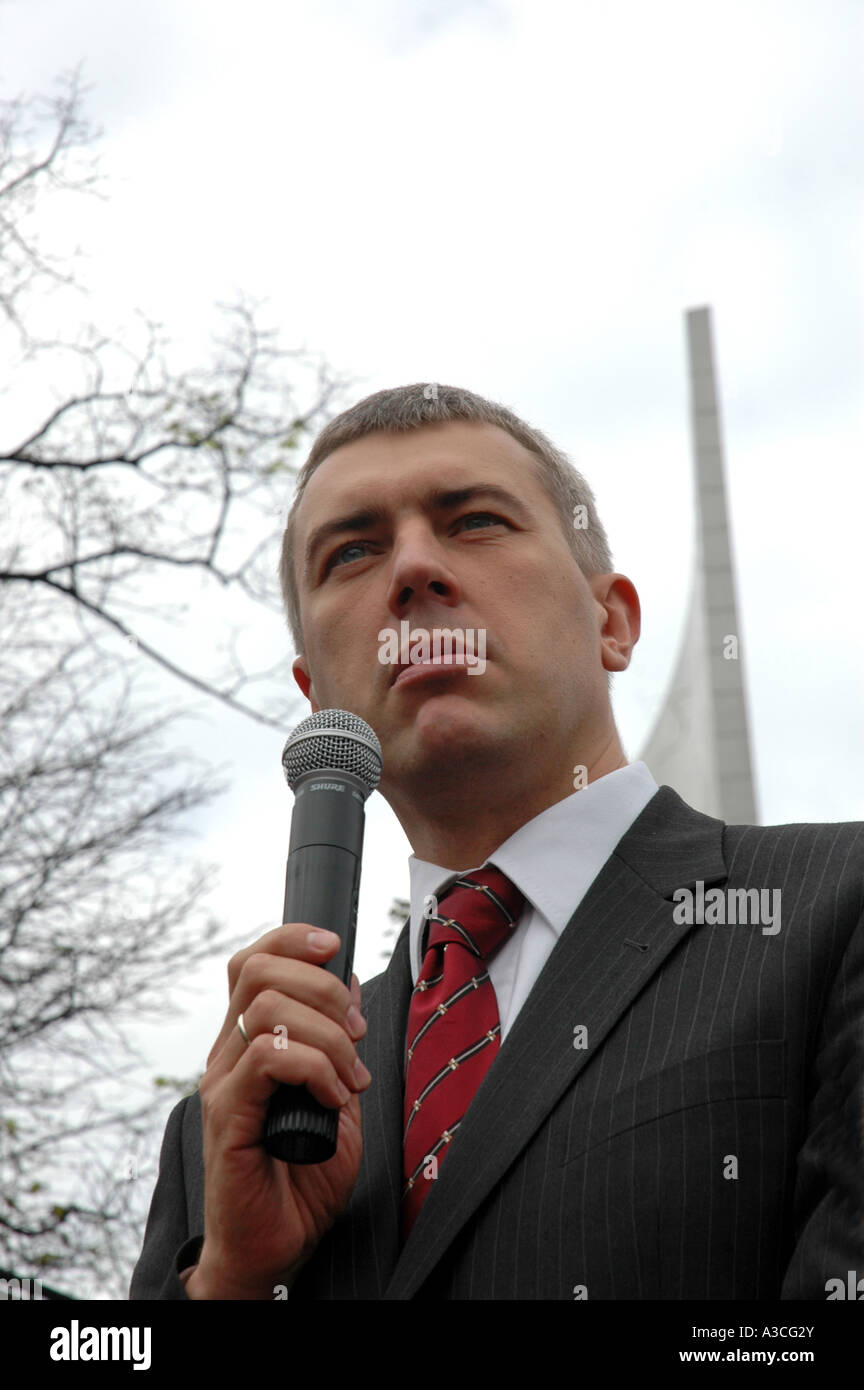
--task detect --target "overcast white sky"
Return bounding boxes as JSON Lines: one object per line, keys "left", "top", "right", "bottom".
{"left": 2, "top": 0, "right": 862, "bottom": 1095}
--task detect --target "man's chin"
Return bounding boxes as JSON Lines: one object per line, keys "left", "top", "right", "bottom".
{"left": 388, "top": 695, "right": 509, "bottom": 771}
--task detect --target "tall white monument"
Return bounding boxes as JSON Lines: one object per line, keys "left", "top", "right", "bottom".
{"left": 639, "top": 306, "right": 758, "bottom": 824}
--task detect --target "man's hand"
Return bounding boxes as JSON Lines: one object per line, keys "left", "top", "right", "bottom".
{"left": 185, "top": 924, "right": 370, "bottom": 1299}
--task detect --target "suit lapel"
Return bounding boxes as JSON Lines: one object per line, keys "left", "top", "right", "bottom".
{"left": 381, "top": 785, "right": 727, "bottom": 1299}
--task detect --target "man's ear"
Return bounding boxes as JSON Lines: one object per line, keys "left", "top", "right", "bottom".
{"left": 292, "top": 655, "right": 320, "bottom": 711}
{"left": 589, "top": 573, "right": 641, "bottom": 673}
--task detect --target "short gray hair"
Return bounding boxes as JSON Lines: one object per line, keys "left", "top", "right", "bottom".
{"left": 279, "top": 383, "right": 613, "bottom": 653}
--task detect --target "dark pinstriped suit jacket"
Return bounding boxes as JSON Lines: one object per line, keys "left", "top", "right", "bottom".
{"left": 129, "top": 786, "right": 864, "bottom": 1300}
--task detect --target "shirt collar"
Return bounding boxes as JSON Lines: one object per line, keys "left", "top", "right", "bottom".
{"left": 407, "top": 761, "right": 659, "bottom": 980}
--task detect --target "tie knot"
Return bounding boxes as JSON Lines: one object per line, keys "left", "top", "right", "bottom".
{"left": 425, "top": 867, "right": 525, "bottom": 962}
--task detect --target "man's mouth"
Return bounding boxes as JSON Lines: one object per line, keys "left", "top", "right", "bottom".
{"left": 379, "top": 621, "right": 489, "bottom": 686}
{"left": 391, "top": 653, "right": 477, "bottom": 688}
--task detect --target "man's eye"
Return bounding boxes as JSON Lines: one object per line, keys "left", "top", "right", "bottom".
{"left": 458, "top": 512, "right": 504, "bottom": 531}
{"left": 324, "top": 514, "right": 504, "bottom": 574}
{"left": 327, "top": 540, "right": 371, "bottom": 572}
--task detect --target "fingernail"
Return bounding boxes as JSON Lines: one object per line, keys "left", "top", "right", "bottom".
{"left": 353, "top": 1058, "right": 372, "bottom": 1087}
{"left": 307, "top": 930, "right": 339, "bottom": 950}
{"left": 335, "top": 1080, "right": 351, "bottom": 1104}
{"left": 346, "top": 1006, "right": 366, "bottom": 1038}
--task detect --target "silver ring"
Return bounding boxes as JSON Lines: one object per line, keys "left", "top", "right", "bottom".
{"left": 237, "top": 1012, "right": 251, "bottom": 1046}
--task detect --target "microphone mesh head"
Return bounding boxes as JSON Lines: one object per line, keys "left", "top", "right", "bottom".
{"left": 282, "top": 709, "right": 382, "bottom": 795}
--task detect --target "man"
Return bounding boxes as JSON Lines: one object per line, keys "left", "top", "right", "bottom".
{"left": 130, "top": 384, "right": 864, "bottom": 1300}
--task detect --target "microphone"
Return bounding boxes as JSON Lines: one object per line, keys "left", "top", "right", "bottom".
{"left": 263, "top": 709, "right": 382, "bottom": 1164}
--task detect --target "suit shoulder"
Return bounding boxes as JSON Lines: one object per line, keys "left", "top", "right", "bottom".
{"left": 722, "top": 816, "right": 864, "bottom": 860}
{"left": 721, "top": 819, "right": 864, "bottom": 936}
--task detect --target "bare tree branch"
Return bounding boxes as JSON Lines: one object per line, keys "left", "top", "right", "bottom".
{"left": 0, "top": 70, "right": 350, "bottom": 1297}
{"left": 0, "top": 67, "right": 101, "bottom": 342}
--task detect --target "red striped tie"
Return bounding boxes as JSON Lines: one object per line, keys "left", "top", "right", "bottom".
{"left": 401, "top": 867, "right": 525, "bottom": 1240}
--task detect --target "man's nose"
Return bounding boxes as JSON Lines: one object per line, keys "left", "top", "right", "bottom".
{"left": 385, "top": 522, "right": 462, "bottom": 617}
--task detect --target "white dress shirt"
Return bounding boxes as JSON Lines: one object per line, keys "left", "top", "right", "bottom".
{"left": 407, "top": 761, "right": 659, "bottom": 1043}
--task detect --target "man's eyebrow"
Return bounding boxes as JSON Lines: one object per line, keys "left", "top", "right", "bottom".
{"left": 431, "top": 484, "right": 530, "bottom": 516}
{"left": 304, "top": 483, "right": 532, "bottom": 578}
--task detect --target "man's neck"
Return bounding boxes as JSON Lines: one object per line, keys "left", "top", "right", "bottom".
{"left": 389, "top": 739, "right": 630, "bottom": 870}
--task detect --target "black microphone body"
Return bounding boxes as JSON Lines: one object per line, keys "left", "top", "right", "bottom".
{"left": 264, "top": 712, "right": 381, "bottom": 1164}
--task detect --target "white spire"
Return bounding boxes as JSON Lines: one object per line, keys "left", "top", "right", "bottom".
{"left": 639, "top": 306, "right": 758, "bottom": 824}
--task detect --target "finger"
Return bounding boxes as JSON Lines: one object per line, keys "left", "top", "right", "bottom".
{"left": 207, "top": 981, "right": 370, "bottom": 1092}
{"left": 229, "top": 991, "right": 366, "bottom": 1095}
{"left": 208, "top": 1036, "right": 356, "bottom": 1122}
{"left": 212, "top": 973, "right": 369, "bottom": 1078}
{"left": 227, "top": 923, "right": 342, "bottom": 999}
{"left": 235, "top": 953, "right": 354, "bottom": 1031}
{"left": 213, "top": 931, "right": 352, "bottom": 1061}
{"left": 205, "top": 1011, "right": 255, "bottom": 1078}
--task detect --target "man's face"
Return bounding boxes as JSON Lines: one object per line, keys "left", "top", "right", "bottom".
{"left": 291, "top": 421, "right": 636, "bottom": 807}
